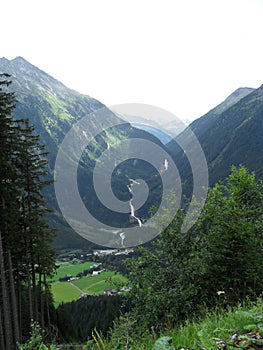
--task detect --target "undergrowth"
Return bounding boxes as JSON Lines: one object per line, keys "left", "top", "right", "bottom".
{"left": 104, "top": 297, "right": 263, "bottom": 350}
{"left": 52, "top": 297, "right": 263, "bottom": 349}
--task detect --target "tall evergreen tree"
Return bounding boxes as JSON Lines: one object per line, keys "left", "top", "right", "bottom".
{"left": 0, "top": 74, "right": 56, "bottom": 349}
{"left": 0, "top": 73, "right": 21, "bottom": 349}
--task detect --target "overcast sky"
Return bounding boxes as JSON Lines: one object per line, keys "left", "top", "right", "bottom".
{"left": 1, "top": 0, "right": 263, "bottom": 123}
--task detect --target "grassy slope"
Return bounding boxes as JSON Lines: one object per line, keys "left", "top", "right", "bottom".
{"left": 104, "top": 298, "right": 263, "bottom": 350}
{"left": 170, "top": 299, "right": 263, "bottom": 349}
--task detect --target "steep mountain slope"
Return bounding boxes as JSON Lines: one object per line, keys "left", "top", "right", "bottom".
{"left": 0, "top": 57, "right": 107, "bottom": 165}
{"left": 168, "top": 85, "right": 263, "bottom": 186}
{"left": 0, "top": 57, "right": 165, "bottom": 250}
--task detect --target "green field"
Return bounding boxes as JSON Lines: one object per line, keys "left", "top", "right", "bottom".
{"left": 50, "top": 261, "right": 95, "bottom": 282}
{"left": 72, "top": 271, "right": 127, "bottom": 294}
{"left": 50, "top": 262, "right": 128, "bottom": 306}
{"left": 51, "top": 282, "right": 81, "bottom": 306}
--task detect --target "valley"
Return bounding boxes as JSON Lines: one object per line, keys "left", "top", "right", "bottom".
{"left": 0, "top": 57, "right": 262, "bottom": 349}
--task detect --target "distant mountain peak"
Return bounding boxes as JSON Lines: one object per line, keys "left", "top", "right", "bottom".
{"left": 227, "top": 87, "right": 255, "bottom": 98}
{"left": 12, "top": 56, "right": 28, "bottom": 63}
{"left": 0, "top": 56, "right": 9, "bottom": 62}
{"left": 0, "top": 56, "right": 76, "bottom": 97}
{"left": 1, "top": 56, "right": 37, "bottom": 70}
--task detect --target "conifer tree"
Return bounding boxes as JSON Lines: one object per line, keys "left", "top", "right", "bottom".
{"left": 0, "top": 73, "right": 21, "bottom": 349}
{"left": 0, "top": 74, "right": 56, "bottom": 348}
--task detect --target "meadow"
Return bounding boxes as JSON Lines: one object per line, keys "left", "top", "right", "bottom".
{"left": 49, "top": 261, "right": 95, "bottom": 282}
{"left": 72, "top": 271, "right": 127, "bottom": 294}
{"left": 50, "top": 261, "right": 128, "bottom": 306}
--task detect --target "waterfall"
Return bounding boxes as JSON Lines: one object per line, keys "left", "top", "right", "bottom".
{"left": 127, "top": 179, "right": 142, "bottom": 227}
{"left": 164, "top": 158, "right": 168, "bottom": 171}
{"left": 119, "top": 232, "right": 126, "bottom": 247}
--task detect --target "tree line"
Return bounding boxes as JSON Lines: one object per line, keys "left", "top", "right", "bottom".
{"left": 0, "top": 74, "right": 56, "bottom": 349}
{"left": 56, "top": 294, "right": 131, "bottom": 343}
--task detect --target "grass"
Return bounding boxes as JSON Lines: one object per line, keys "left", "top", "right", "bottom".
{"left": 50, "top": 261, "right": 128, "bottom": 306}
{"left": 72, "top": 271, "right": 127, "bottom": 294}
{"left": 169, "top": 299, "right": 263, "bottom": 349}
{"left": 104, "top": 298, "right": 263, "bottom": 350}
{"left": 51, "top": 282, "right": 81, "bottom": 307}
{"left": 49, "top": 261, "right": 95, "bottom": 282}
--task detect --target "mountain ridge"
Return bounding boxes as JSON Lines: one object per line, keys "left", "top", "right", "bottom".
{"left": 168, "top": 83, "right": 263, "bottom": 186}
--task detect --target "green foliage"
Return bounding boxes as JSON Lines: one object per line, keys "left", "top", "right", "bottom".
{"left": 56, "top": 295, "right": 129, "bottom": 343}
{"left": 170, "top": 299, "right": 263, "bottom": 350}
{"left": 126, "top": 166, "right": 263, "bottom": 332}
{"left": 126, "top": 208, "right": 205, "bottom": 329}
{"left": 153, "top": 336, "right": 173, "bottom": 350}
{"left": 198, "top": 166, "right": 263, "bottom": 303}
{"left": 18, "top": 322, "right": 58, "bottom": 350}
{"left": 90, "top": 299, "right": 262, "bottom": 349}
{"left": 91, "top": 328, "right": 106, "bottom": 350}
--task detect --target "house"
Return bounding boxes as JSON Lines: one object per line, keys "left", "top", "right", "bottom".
{"left": 79, "top": 293, "right": 88, "bottom": 299}
{"left": 103, "top": 289, "right": 118, "bottom": 296}
{"left": 119, "top": 287, "right": 131, "bottom": 293}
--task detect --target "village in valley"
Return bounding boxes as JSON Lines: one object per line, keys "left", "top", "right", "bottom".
{"left": 51, "top": 248, "right": 133, "bottom": 305}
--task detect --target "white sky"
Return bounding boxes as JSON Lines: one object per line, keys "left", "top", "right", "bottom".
{"left": 1, "top": 0, "right": 263, "bottom": 122}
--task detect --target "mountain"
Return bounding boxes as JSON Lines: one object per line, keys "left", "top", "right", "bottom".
{"left": 120, "top": 113, "right": 186, "bottom": 143}
{"left": 2, "top": 57, "right": 261, "bottom": 249}
{"left": 129, "top": 123, "right": 173, "bottom": 144}
{"left": 0, "top": 57, "right": 165, "bottom": 250}
{"left": 167, "top": 84, "right": 263, "bottom": 187}
{"left": 208, "top": 87, "right": 255, "bottom": 115}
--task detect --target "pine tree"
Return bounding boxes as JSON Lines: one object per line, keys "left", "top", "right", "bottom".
{"left": 0, "top": 73, "right": 21, "bottom": 349}
{"left": 15, "top": 120, "right": 56, "bottom": 326}
{"left": 0, "top": 74, "right": 56, "bottom": 348}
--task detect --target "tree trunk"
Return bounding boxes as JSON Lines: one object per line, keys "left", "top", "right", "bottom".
{"left": 32, "top": 263, "right": 39, "bottom": 322}
{"left": 39, "top": 273, "right": 45, "bottom": 328}
{"left": 17, "top": 273, "right": 22, "bottom": 343}
{"left": 0, "top": 307, "right": 6, "bottom": 350}
{"left": 44, "top": 274, "right": 51, "bottom": 331}
{"left": 28, "top": 269, "right": 33, "bottom": 323}
{"left": 8, "top": 250, "right": 20, "bottom": 345}
{"left": 0, "top": 229, "right": 13, "bottom": 349}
